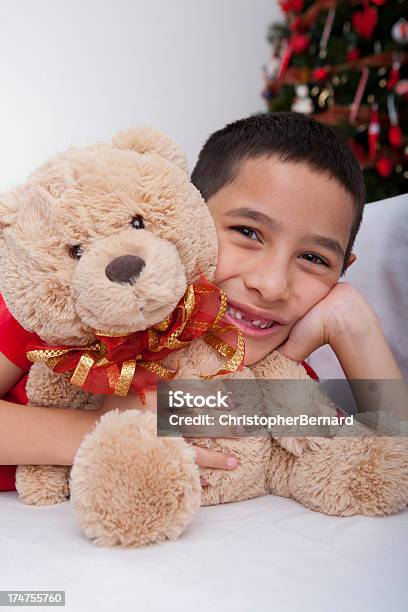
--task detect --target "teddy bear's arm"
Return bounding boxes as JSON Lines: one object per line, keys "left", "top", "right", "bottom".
{"left": 248, "top": 350, "right": 347, "bottom": 456}
{"left": 26, "top": 363, "right": 104, "bottom": 410}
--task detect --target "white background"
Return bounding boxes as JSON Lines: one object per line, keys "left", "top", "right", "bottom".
{"left": 0, "top": 0, "right": 280, "bottom": 190}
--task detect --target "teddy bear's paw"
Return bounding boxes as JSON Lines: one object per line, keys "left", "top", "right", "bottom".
{"left": 289, "top": 436, "right": 408, "bottom": 517}
{"left": 199, "top": 437, "right": 271, "bottom": 505}
{"left": 70, "top": 409, "right": 201, "bottom": 548}
{"left": 16, "top": 465, "right": 70, "bottom": 506}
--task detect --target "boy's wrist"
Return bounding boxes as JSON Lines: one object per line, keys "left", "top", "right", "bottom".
{"left": 329, "top": 308, "right": 380, "bottom": 352}
{"left": 60, "top": 408, "right": 102, "bottom": 465}
{"left": 330, "top": 316, "right": 403, "bottom": 381}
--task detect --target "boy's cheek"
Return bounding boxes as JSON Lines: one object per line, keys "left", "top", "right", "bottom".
{"left": 213, "top": 247, "right": 232, "bottom": 283}
{"left": 294, "top": 278, "right": 337, "bottom": 317}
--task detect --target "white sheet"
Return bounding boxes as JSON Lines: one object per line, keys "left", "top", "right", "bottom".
{"left": 1, "top": 491, "right": 407, "bottom": 612}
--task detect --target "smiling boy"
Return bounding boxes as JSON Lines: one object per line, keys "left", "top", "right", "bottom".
{"left": 192, "top": 113, "right": 403, "bottom": 380}
{"left": 0, "top": 112, "right": 404, "bottom": 491}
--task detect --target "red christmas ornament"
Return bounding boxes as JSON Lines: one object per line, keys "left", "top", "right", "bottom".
{"left": 387, "top": 94, "right": 403, "bottom": 148}
{"left": 279, "top": 0, "right": 304, "bottom": 13}
{"left": 395, "top": 79, "right": 408, "bottom": 98}
{"left": 352, "top": 5, "right": 378, "bottom": 40}
{"left": 289, "top": 16, "right": 303, "bottom": 32}
{"left": 350, "top": 66, "right": 369, "bottom": 125}
{"left": 319, "top": 6, "right": 336, "bottom": 57}
{"left": 389, "top": 125, "right": 403, "bottom": 148}
{"left": 313, "top": 67, "right": 330, "bottom": 81}
{"left": 290, "top": 33, "right": 311, "bottom": 54}
{"left": 277, "top": 39, "right": 293, "bottom": 81}
{"left": 387, "top": 58, "right": 401, "bottom": 90}
{"left": 368, "top": 103, "right": 380, "bottom": 161}
{"left": 391, "top": 18, "right": 408, "bottom": 45}
{"left": 376, "top": 157, "right": 393, "bottom": 178}
{"left": 347, "top": 46, "right": 360, "bottom": 61}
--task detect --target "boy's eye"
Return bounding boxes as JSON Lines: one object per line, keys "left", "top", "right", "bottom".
{"left": 231, "top": 225, "right": 261, "bottom": 242}
{"left": 130, "top": 215, "right": 145, "bottom": 230}
{"left": 301, "top": 253, "right": 328, "bottom": 266}
{"left": 69, "top": 244, "right": 84, "bottom": 260}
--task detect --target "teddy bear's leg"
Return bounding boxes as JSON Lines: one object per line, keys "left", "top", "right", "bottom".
{"left": 15, "top": 466, "right": 71, "bottom": 506}
{"left": 15, "top": 364, "right": 102, "bottom": 506}
{"left": 288, "top": 435, "right": 408, "bottom": 517}
{"left": 69, "top": 409, "right": 201, "bottom": 547}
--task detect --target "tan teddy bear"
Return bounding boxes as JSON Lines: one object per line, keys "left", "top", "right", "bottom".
{"left": 0, "top": 127, "right": 407, "bottom": 548}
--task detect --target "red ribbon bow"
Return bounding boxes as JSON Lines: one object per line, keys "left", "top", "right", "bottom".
{"left": 27, "top": 275, "right": 245, "bottom": 403}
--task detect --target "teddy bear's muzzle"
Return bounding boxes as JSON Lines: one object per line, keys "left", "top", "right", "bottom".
{"left": 105, "top": 254, "right": 145, "bottom": 285}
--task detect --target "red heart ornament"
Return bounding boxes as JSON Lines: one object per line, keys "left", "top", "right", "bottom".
{"left": 352, "top": 6, "right": 378, "bottom": 40}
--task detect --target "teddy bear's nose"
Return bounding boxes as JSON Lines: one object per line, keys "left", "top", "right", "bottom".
{"left": 105, "top": 255, "right": 145, "bottom": 284}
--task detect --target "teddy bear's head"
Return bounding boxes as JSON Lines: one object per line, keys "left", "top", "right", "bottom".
{"left": 0, "top": 127, "right": 218, "bottom": 344}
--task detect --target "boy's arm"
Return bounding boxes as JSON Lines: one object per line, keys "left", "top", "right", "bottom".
{"left": 277, "top": 283, "right": 407, "bottom": 419}
{"left": 329, "top": 316, "right": 403, "bottom": 379}
{"left": 0, "top": 399, "right": 104, "bottom": 465}
{"left": 1, "top": 395, "right": 240, "bottom": 472}
{"left": 328, "top": 309, "right": 406, "bottom": 419}
{"left": 0, "top": 352, "right": 25, "bottom": 397}
{"left": 0, "top": 354, "right": 239, "bottom": 472}
{"left": 0, "top": 351, "right": 145, "bottom": 466}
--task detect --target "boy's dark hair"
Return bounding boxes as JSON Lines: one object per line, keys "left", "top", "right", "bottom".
{"left": 191, "top": 112, "right": 366, "bottom": 276}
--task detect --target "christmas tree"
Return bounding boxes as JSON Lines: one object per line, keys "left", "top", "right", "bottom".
{"left": 262, "top": 0, "right": 408, "bottom": 202}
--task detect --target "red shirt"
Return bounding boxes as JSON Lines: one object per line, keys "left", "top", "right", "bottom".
{"left": 0, "top": 296, "right": 41, "bottom": 491}
{"left": 0, "top": 295, "right": 319, "bottom": 492}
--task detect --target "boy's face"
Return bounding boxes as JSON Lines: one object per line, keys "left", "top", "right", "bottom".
{"left": 207, "top": 156, "right": 357, "bottom": 366}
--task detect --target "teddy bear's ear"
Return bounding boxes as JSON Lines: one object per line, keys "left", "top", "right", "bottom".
{"left": 0, "top": 191, "right": 19, "bottom": 232}
{"left": 112, "top": 126, "right": 189, "bottom": 175}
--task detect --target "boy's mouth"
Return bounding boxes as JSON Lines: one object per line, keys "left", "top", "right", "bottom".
{"left": 224, "top": 300, "right": 287, "bottom": 338}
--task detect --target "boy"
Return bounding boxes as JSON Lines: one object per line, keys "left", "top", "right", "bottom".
{"left": 0, "top": 112, "right": 404, "bottom": 491}
{"left": 191, "top": 112, "right": 404, "bottom": 376}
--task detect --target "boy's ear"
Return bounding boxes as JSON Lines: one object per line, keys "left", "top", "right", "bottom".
{"left": 344, "top": 252, "right": 357, "bottom": 270}
{"left": 0, "top": 191, "right": 19, "bottom": 232}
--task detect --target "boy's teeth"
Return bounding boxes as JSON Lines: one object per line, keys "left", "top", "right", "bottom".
{"left": 227, "top": 307, "right": 274, "bottom": 329}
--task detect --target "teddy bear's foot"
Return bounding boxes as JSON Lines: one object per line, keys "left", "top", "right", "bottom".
{"left": 289, "top": 436, "right": 408, "bottom": 517}
{"left": 69, "top": 409, "right": 201, "bottom": 547}
{"left": 16, "top": 465, "right": 71, "bottom": 506}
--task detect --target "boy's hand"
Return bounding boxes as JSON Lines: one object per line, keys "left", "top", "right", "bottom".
{"left": 276, "top": 282, "right": 379, "bottom": 363}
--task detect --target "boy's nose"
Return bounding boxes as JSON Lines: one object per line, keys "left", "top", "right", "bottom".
{"left": 244, "top": 264, "right": 290, "bottom": 303}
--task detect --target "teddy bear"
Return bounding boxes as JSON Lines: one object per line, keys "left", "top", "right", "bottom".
{"left": 0, "top": 126, "right": 407, "bottom": 549}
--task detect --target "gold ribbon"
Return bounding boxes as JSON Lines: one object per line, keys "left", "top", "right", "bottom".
{"left": 27, "top": 283, "right": 244, "bottom": 396}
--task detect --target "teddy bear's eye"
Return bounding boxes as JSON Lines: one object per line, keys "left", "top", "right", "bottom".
{"left": 69, "top": 244, "right": 84, "bottom": 260}
{"left": 130, "top": 215, "right": 145, "bottom": 230}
